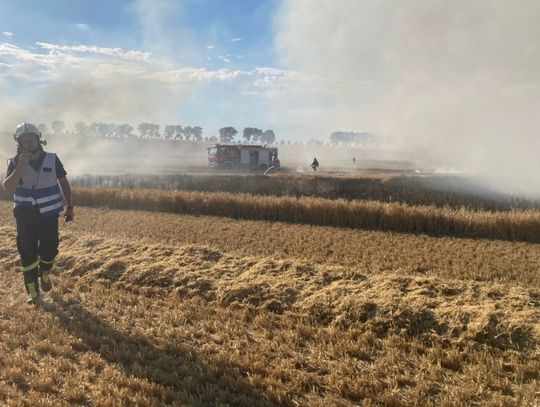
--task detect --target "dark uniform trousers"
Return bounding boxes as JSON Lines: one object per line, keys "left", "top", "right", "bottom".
{"left": 15, "top": 206, "right": 59, "bottom": 290}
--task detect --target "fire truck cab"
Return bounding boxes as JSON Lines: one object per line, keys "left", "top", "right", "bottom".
{"left": 208, "top": 144, "right": 279, "bottom": 171}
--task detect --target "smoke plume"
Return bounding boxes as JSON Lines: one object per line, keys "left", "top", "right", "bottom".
{"left": 274, "top": 0, "right": 540, "bottom": 194}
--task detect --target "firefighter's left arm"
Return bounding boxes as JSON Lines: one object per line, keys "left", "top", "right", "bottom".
{"left": 58, "top": 176, "right": 74, "bottom": 221}
{"left": 58, "top": 176, "right": 72, "bottom": 206}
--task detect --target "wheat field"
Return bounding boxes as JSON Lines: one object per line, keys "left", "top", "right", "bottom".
{"left": 0, "top": 201, "right": 538, "bottom": 406}
{"left": 69, "top": 172, "right": 540, "bottom": 211}
{"left": 69, "top": 187, "right": 540, "bottom": 244}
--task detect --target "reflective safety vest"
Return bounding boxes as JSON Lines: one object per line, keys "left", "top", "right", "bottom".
{"left": 12, "top": 152, "right": 64, "bottom": 217}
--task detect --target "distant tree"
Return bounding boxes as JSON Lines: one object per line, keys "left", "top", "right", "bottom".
{"left": 150, "top": 124, "right": 160, "bottom": 139}
{"left": 242, "top": 127, "right": 252, "bottom": 142}
{"left": 110, "top": 123, "right": 119, "bottom": 137}
{"left": 164, "top": 125, "right": 176, "bottom": 140}
{"left": 138, "top": 122, "right": 151, "bottom": 138}
{"left": 182, "top": 126, "right": 192, "bottom": 141}
{"left": 262, "top": 130, "right": 276, "bottom": 144}
{"left": 209, "top": 135, "right": 218, "bottom": 142}
{"left": 243, "top": 127, "right": 266, "bottom": 143}
{"left": 174, "top": 125, "right": 183, "bottom": 140}
{"left": 51, "top": 120, "right": 65, "bottom": 135}
{"left": 188, "top": 126, "right": 195, "bottom": 139}
{"left": 96, "top": 122, "right": 109, "bottom": 138}
{"left": 252, "top": 128, "right": 264, "bottom": 143}
{"left": 137, "top": 123, "right": 160, "bottom": 139}
{"left": 105, "top": 123, "right": 116, "bottom": 137}
{"left": 88, "top": 122, "right": 99, "bottom": 137}
{"left": 219, "top": 126, "right": 237, "bottom": 142}
{"left": 329, "top": 131, "right": 379, "bottom": 146}
{"left": 242, "top": 127, "right": 257, "bottom": 143}
{"left": 74, "top": 122, "right": 88, "bottom": 138}
{"left": 117, "top": 123, "right": 134, "bottom": 138}
{"left": 192, "top": 126, "right": 203, "bottom": 142}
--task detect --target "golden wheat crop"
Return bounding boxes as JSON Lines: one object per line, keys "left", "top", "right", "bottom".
{"left": 67, "top": 187, "right": 540, "bottom": 243}
{"left": 67, "top": 172, "right": 540, "bottom": 211}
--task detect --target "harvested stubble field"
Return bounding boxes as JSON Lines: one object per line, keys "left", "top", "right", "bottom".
{"left": 0, "top": 201, "right": 539, "bottom": 406}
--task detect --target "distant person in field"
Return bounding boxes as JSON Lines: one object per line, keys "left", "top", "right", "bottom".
{"left": 311, "top": 157, "right": 319, "bottom": 171}
{"left": 2, "top": 122, "right": 74, "bottom": 305}
{"left": 352, "top": 156, "right": 356, "bottom": 165}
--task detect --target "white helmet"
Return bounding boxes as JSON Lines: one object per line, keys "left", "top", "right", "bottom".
{"left": 14, "top": 122, "right": 47, "bottom": 147}
{"left": 14, "top": 122, "right": 42, "bottom": 142}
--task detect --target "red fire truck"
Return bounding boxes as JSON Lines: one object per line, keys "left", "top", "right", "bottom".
{"left": 207, "top": 144, "right": 280, "bottom": 171}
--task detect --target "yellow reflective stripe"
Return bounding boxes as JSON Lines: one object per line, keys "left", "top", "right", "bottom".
{"left": 22, "top": 260, "right": 40, "bottom": 272}
{"left": 40, "top": 259, "right": 54, "bottom": 264}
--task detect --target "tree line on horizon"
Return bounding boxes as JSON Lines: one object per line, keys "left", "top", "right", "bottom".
{"left": 36, "top": 121, "right": 279, "bottom": 145}
{"left": 329, "top": 131, "right": 381, "bottom": 146}
{"left": 33, "top": 121, "right": 378, "bottom": 147}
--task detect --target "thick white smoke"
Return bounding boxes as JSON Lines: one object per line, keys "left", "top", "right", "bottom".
{"left": 274, "top": 0, "right": 540, "bottom": 194}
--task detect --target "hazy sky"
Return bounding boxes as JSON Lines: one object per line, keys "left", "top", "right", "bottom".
{"left": 0, "top": 0, "right": 281, "bottom": 134}
{"left": 1, "top": 0, "right": 540, "bottom": 192}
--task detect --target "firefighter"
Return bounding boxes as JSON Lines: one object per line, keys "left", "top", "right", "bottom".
{"left": 311, "top": 157, "right": 319, "bottom": 171}
{"left": 2, "top": 122, "right": 74, "bottom": 305}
